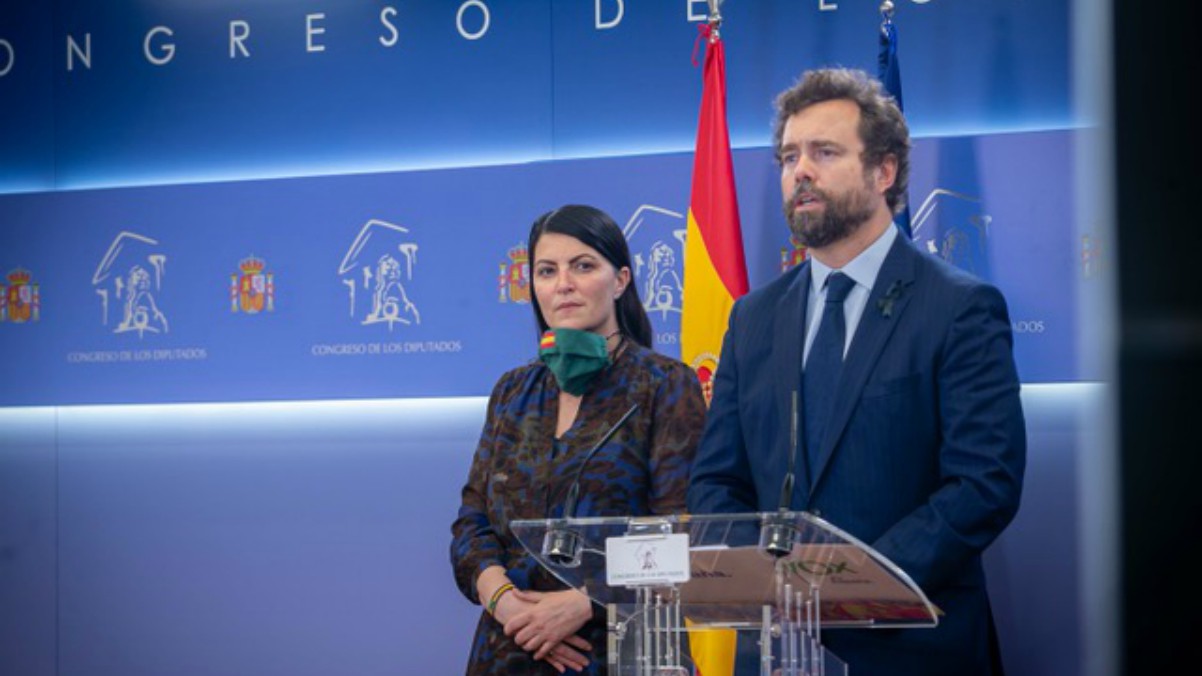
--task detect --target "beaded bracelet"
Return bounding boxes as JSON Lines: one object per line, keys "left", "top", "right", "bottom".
{"left": 487, "top": 583, "right": 515, "bottom": 616}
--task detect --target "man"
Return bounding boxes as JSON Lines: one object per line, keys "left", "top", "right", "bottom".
{"left": 687, "top": 68, "right": 1026, "bottom": 675}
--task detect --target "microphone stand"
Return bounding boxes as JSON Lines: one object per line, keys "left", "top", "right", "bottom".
{"left": 761, "top": 391, "right": 800, "bottom": 558}
{"left": 543, "top": 403, "right": 640, "bottom": 567}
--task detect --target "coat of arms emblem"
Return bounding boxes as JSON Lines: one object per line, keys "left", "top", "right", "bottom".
{"left": 230, "top": 256, "right": 274, "bottom": 314}
{"left": 498, "top": 244, "right": 530, "bottom": 304}
{"left": 1, "top": 269, "right": 40, "bottom": 323}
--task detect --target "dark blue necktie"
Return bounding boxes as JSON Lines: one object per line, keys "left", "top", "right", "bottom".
{"left": 804, "top": 272, "right": 855, "bottom": 475}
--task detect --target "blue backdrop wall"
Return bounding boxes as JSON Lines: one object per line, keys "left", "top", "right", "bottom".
{"left": 1, "top": 1, "right": 1097, "bottom": 675}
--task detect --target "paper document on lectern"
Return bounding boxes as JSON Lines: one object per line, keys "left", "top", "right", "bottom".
{"left": 682, "top": 543, "right": 936, "bottom": 624}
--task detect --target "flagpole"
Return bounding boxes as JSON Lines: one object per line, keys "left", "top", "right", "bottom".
{"left": 878, "top": 0, "right": 913, "bottom": 239}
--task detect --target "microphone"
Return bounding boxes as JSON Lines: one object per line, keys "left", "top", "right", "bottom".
{"left": 543, "top": 403, "right": 640, "bottom": 567}
{"left": 780, "top": 389, "right": 799, "bottom": 512}
{"left": 762, "top": 391, "right": 800, "bottom": 558}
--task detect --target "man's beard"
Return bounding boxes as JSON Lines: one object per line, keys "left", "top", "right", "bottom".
{"left": 784, "top": 178, "right": 877, "bottom": 249}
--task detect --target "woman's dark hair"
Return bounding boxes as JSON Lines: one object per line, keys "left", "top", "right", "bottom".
{"left": 527, "top": 204, "right": 653, "bottom": 348}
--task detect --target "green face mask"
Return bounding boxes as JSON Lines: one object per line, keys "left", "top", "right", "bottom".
{"left": 539, "top": 328, "right": 611, "bottom": 396}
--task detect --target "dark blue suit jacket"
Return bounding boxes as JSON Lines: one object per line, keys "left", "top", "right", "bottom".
{"left": 688, "top": 234, "right": 1026, "bottom": 675}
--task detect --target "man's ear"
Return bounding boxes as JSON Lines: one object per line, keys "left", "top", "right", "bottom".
{"left": 875, "top": 155, "right": 898, "bottom": 194}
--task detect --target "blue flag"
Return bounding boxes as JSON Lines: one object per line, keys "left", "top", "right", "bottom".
{"left": 879, "top": 18, "right": 912, "bottom": 239}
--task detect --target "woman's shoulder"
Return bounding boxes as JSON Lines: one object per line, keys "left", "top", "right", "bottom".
{"left": 621, "top": 344, "right": 699, "bottom": 383}
{"left": 488, "top": 359, "right": 547, "bottom": 399}
{"left": 624, "top": 342, "right": 687, "bottom": 369}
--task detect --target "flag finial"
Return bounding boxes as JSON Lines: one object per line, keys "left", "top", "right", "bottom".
{"left": 880, "top": 1, "right": 895, "bottom": 27}
{"left": 707, "top": 0, "right": 723, "bottom": 40}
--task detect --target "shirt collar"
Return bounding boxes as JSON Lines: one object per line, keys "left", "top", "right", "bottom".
{"left": 809, "top": 223, "right": 899, "bottom": 293}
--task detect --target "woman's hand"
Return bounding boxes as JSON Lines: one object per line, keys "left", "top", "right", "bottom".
{"left": 503, "top": 588, "right": 594, "bottom": 661}
{"left": 490, "top": 586, "right": 535, "bottom": 626}
{"left": 541, "top": 634, "right": 592, "bottom": 673}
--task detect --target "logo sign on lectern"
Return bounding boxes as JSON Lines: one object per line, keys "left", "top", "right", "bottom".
{"left": 606, "top": 533, "right": 691, "bottom": 588}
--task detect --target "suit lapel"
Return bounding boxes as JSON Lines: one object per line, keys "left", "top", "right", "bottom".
{"left": 773, "top": 264, "right": 810, "bottom": 501}
{"left": 809, "top": 237, "right": 919, "bottom": 490}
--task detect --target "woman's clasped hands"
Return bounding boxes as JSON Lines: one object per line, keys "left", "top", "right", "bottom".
{"left": 496, "top": 588, "right": 594, "bottom": 674}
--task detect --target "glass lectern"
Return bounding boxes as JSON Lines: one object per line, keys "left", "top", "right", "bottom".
{"left": 511, "top": 511, "right": 937, "bottom": 676}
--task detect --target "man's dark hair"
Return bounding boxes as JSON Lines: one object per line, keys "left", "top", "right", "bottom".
{"left": 772, "top": 68, "right": 911, "bottom": 214}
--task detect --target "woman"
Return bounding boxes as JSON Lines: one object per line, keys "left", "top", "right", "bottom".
{"left": 450, "top": 205, "right": 706, "bottom": 674}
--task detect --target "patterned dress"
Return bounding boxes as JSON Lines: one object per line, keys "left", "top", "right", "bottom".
{"left": 450, "top": 343, "right": 706, "bottom": 675}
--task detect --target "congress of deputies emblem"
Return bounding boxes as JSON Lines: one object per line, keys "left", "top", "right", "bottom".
{"left": 337, "top": 218, "right": 421, "bottom": 330}
{"left": 1, "top": 268, "right": 40, "bottom": 324}
{"left": 230, "top": 255, "right": 275, "bottom": 314}
{"left": 498, "top": 243, "right": 530, "bottom": 304}
{"left": 623, "top": 205, "right": 685, "bottom": 321}
{"left": 912, "top": 188, "right": 993, "bottom": 281}
{"left": 92, "top": 231, "right": 170, "bottom": 338}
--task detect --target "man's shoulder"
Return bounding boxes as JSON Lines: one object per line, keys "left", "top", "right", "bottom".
{"left": 892, "top": 237, "right": 997, "bottom": 293}
{"left": 735, "top": 265, "right": 804, "bottom": 312}
{"left": 898, "top": 243, "right": 1013, "bottom": 323}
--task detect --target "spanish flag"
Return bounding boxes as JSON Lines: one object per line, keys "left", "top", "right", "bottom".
{"left": 686, "top": 617, "right": 737, "bottom": 676}
{"left": 682, "top": 21, "right": 749, "bottom": 406}
{"left": 683, "top": 18, "right": 744, "bottom": 676}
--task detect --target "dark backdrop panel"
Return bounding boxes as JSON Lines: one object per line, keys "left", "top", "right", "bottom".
{"left": 1114, "top": 1, "right": 1202, "bottom": 672}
